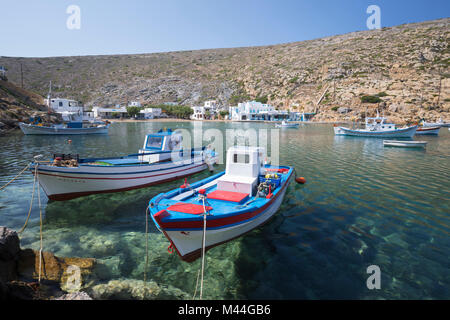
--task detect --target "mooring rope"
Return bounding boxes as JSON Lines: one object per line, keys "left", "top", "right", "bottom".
{"left": 18, "top": 165, "right": 38, "bottom": 234}
{"left": 37, "top": 168, "right": 43, "bottom": 284}
{"left": 0, "top": 163, "right": 30, "bottom": 191}
{"left": 199, "top": 196, "right": 208, "bottom": 300}
{"left": 144, "top": 206, "right": 149, "bottom": 284}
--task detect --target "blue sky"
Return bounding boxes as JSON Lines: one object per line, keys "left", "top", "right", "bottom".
{"left": 0, "top": 0, "right": 448, "bottom": 57}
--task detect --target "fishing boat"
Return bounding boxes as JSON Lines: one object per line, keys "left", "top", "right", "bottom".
{"left": 276, "top": 120, "right": 299, "bottom": 128}
{"left": 148, "top": 146, "right": 298, "bottom": 262}
{"left": 420, "top": 118, "right": 449, "bottom": 128}
{"left": 31, "top": 129, "right": 217, "bottom": 200}
{"left": 19, "top": 120, "right": 110, "bottom": 135}
{"left": 383, "top": 140, "right": 427, "bottom": 148}
{"left": 334, "top": 111, "right": 417, "bottom": 138}
{"left": 415, "top": 126, "right": 441, "bottom": 135}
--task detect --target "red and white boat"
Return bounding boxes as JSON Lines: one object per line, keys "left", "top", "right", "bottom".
{"left": 32, "top": 129, "right": 217, "bottom": 201}
{"left": 415, "top": 126, "right": 441, "bottom": 135}
{"left": 148, "top": 146, "right": 297, "bottom": 262}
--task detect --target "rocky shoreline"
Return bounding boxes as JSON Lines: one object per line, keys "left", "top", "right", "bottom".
{"left": 0, "top": 226, "right": 94, "bottom": 300}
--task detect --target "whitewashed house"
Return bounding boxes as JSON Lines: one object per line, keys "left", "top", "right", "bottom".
{"left": 139, "top": 107, "right": 162, "bottom": 119}
{"left": 190, "top": 101, "right": 218, "bottom": 120}
{"left": 128, "top": 101, "right": 142, "bottom": 107}
{"left": 44, "top": 97, "right": 95, "bottom": 122}
{"left": 92, "top": 105, "right": 128, "bottom": 119}
{"left": 0, "top": 66, "right": 6, "bottom": 77}
{"left": 229, "top": 101, "right": 289, "bottom": 121}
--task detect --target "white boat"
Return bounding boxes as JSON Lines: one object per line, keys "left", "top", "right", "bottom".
{"left": 276, "top": 120, "right": 299, "bottom": 128}
{"left": 415, "top": 126, "right": 441, "bottom": 135}
{"left": 421, "top": 118, "right": 449, "bottom": 128}
{"left": 19, "top": 121, "right": 110, "bottom": 135}
{"left": 383, "top": 140, "right": 427, "bottom": 148}
{"left": 334, "top": 111, "right": 417, "bottom": 138}
{"left": 31, "top": 129, "right": 217, "bottom": 201}
{"left": 148, "top": 146, "right": 295, "bottom": 262}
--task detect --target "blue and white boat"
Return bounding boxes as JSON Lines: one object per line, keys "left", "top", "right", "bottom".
{"left": 19, "top": 120, "right": 110, "bottom": 135}
{"left": 148, "top": 146, "right": 295, "bottom": 262}
{"left": 31, "top": 129, "right": 217, "bottom": 200}
{"left": 334, "top": 112, "right": 417, "bottom": 138}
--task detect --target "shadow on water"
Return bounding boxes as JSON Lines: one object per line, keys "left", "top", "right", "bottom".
{"left": 231, "top": 184, "right": 385, "bottom": 299}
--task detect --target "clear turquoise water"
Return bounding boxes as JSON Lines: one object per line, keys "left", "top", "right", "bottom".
{"left": 0, "top": 121, "right": 449, "bottom": 299}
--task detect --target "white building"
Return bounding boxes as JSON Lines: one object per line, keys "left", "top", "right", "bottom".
{"left": 128, "top": 101, "right": 142, "bottom": 107}
{"left": 204, "top": 100, "right": 218, "bottom": 109}
{"left": 229, "top": 101, "right": 289, "bottom": 121}
{"left": 190, "top": 101, "right": 218, "bottom": 120}
{"left": 0, "top": 66, "right": 6, "bottom": 77}
{"left": 139, "top": 108, "right": 162, "bottom": 119}
{"left": 43, "top": 97, "right": 95, "bottom": 122}
{"left": 92, "top": 106, "right": 128, "bottom": 119}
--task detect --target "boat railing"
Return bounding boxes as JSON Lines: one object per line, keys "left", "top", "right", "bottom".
{"left": 80, "top": 147, "right": 206, "bottom": 163}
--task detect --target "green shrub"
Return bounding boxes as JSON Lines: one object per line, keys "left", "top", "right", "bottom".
{"left": 361, "top": 95, "right": 382, "bottom": 103}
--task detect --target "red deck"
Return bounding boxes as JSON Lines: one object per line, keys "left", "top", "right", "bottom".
{"left": 167, "top": 202, "right": 212, "bottom": 214}
{"left": 207, "top": 190, "right": 249, "bottom": 203}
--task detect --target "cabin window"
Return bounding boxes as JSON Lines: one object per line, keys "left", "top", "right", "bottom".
{"left": 233, "top": 153, "right": 250, "bottom": 164}
{"left": 146, "top": 136, "right": 163, "bottom": 149}
{"left": 59, "top": 102, "right": 63, "bottom": 107}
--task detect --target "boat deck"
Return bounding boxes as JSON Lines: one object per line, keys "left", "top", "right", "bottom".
{"left": 151, "top": 165, "right": 293, "bottom": 223}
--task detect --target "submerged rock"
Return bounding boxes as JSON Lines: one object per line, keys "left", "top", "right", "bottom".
{"left": 17, "top": 249, "right": 96, "bottom": 292}
{"left": 89, "top": 278, "right": 190, "bottom": 300}
{"left": 54, "top": 291, "right": 93, "bottom": 300}
{"left": 0, "top": 226, "right": 21, "bottom": 283}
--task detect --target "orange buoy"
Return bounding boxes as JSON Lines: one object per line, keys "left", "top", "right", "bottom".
{"left": 295, "top": 177, "right": 306, "bottom": 184}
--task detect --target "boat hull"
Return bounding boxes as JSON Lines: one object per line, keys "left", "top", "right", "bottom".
{"left": 153, "top": 171, "right": 293, "bottom": 262}
{"left": 19, "top": 122, "right": 109, "bottom": 135}
{"left": 383, "top": 140, "right": 427, "bottom": 148}
{"left": 34, "top": 159, "right": 208, "bottom": 201}
{"left": 334, "top": 125, "right": 417, "bottom": 138}
{"left": 415, "top": 126, "right": 440, "bottom": 135}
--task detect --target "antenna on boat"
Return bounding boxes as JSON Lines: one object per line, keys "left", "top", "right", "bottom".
{"left": 47, "top": 81, "right": 52, "bottom": 112}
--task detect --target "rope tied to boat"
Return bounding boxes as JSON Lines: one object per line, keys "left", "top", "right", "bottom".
{"left": 192, "top": 191, "right": 211, "bottom": 300}
{"left": 0, "top": 163, "right": 31, "bottom": 191}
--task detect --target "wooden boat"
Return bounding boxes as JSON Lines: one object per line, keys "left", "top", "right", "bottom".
{"left": 276, "top": 120, "right": 299, "bottom": 128}
{"left": 31, "top": 129, "right": 217, "bottom": 200}
{"left": 383, "top": 140, "right": 427, "bottom": 148}
{"left": 415, "top": 126, "right": 440, "bottom": 135}
{"left": 148, "top": 146, "right": 295, "bottom": 262}
{"left": 334, "top": 112, "right": 417, "bottom": 138}
{"left": 19, "top": 121, "right": 110, "bottom": 135}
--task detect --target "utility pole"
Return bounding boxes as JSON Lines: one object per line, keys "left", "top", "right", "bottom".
{"left": 20, "top": 63, "right": 23, "bottom": 88}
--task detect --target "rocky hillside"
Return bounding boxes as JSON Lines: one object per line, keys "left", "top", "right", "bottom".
{"left": 0, "top": 75, "right": 66, "bottom": 134}
{"left": 0, "top": 18, "right": 449, "bottom": 123}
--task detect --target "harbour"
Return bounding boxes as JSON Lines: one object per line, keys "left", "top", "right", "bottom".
{"left": 1, "top": 121, "right": 449, "bottom": 299}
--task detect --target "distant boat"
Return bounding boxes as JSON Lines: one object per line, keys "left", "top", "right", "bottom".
{"left": 30, "top": 129, "right": 217, "bottom": 200}
{"left": 383, "top": 140, "right": 427, "bottom": 148}
{"left": 19, "top": 121, "right": 110, "bottom": 135}
{"left": 415, "top": 126, "right": 440, "bottom": 135}
{"left": 334, "top": 111, "right": 417, "bottom": 138}
{"left": 148, "top": 146, "right": 294, "bottom": 262}
{"left": 276, "top": 120, "right": 299, "bottom": 128}
{"left": 420, "top": 118, "right": 449, "bottom": 128}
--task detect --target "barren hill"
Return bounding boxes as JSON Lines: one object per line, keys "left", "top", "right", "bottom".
{"left": 1, "top": 18, "right": 449, "bottom": 123}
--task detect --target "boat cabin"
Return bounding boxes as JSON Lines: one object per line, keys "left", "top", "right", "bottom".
{"left": 365, "top": 115, "right": 397, "bottom": 131}
{"left": 138, "top": 129, "right": 183, "bottom": 163}
{"left": 216, "top": 146, "right": 266, "bottom": 197}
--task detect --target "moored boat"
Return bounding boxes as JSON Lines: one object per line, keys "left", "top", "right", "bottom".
{"left": 276, "top": 120, "right": 299, "bottom": 128}
{"left": 148, "top": 146, "right": 296, "bottom": 262}
{"left": 19, "top": 121, "right": 110, "bottom": 135}
{"left": 334, "top": 111, "right": 417, "bottom": 138}
{"left": 30, "top": 129, "right": 217, "bottom": 200}
{"left": 383, "top": 140, "right": 427, "bottom": 148}
{"left": 415, "top": 126, "right": 441, "bottom": 135}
